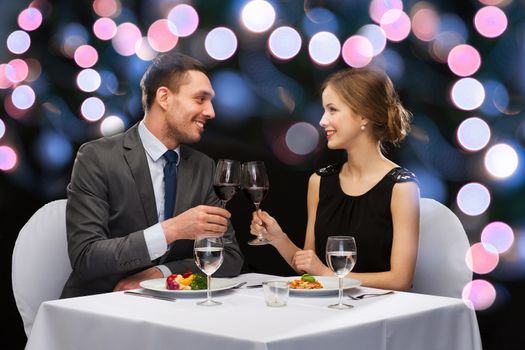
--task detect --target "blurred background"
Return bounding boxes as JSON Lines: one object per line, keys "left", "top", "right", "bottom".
{"left": 2, "top": 0, "right": 524, "bottom": 348}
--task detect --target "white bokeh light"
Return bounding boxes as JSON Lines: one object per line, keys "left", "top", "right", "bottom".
{"left": 268, "top": 26, "right": 302, "bottom": 60}
{"left": 7, "top": 30, "right": 31, "bottom": 54}
{"left": 81, "top": 97, "right": 105, "bottom": 122}
{"left": 484, "top": 143, "right": 519, "bottom": 178}
{"left": 77, "top": 69, "right": 101, "bottom": 92}
{"left": 11, "top": 85, "right": 35, "bottom": 110}
{"left": 241, "top": 0, "right": 276, "bottom": 33}
{"left": 308, "top": 31, "right": 341, "bottom": 66}
{"left": 205, "top": 27, "right": 238, "bottom": 61}
{"left": 100, "top": 115, "right": 125, "bottom": 136}
{"left": 456, "top": 117, "right": 491, "bottom": 152}
{"left": 357, "top": 24, "right": 387, "bottom": 56}
{"left": 457, "top": 182, "right": 491, "bottom": 216}
{"left": 451, "top": 78, "right": 485, "bottom": 111}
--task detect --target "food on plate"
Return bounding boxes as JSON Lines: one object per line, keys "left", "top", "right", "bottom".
{"left": 165, "top": 272, "right": 207, "bottom": 290}
{"left": 290, "top": 274, "right": 323, "bottom": 289}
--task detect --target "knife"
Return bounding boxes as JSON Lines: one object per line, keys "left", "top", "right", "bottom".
{"left": 124, "top": 290, "right": 177, "bottom": 302}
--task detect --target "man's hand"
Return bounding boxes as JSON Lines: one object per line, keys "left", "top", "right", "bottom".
{"left": 113, "top": 267, "right": 163, "bottom": 292}
{"left": 161, "top": 205, "right": 230, "bottom": 243}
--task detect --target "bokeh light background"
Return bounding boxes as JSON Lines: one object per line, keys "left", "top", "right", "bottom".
{"left": 2, "top": 0, "right": 525, "bottom": 348}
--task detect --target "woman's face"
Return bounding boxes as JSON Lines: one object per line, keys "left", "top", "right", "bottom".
{"left": 319, "top": 84, "right": 365, "bottom": 150}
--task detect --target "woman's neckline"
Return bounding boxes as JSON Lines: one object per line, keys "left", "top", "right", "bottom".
{"left": 337, "top": 165, "right": 401, "bottom": 198}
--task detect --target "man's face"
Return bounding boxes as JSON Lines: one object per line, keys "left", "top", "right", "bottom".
{"left": 164, "top": 70, "right": 215, "bottom": 145}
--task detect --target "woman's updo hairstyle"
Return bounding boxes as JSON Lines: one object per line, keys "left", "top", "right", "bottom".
{"left": 322, "top": 68, "right": 412, "bottom": 147}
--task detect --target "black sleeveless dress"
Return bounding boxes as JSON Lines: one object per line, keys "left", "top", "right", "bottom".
{"left": 314, "top": 163, "right": 418, "bottom": 273}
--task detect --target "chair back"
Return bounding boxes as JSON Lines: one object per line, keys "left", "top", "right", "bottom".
{"left": 12, "top": 199, "right": 72, "bottom": 337}
{"left": 412, "top": 198, "right": 472, "bottom": 298}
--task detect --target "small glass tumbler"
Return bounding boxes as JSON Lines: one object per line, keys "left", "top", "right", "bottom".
{"left": 262, "top": 281, "right": 290, "bottom": 307}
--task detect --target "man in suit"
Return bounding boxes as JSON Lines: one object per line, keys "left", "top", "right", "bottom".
{"left": 61, "top": 51, "right": 243, "bottom": 298}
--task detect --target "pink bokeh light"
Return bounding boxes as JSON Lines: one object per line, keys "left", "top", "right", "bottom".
{"left": 93, "top": 17, "right": 117, "bottom": 41}
{"left": 411, "top": 8, "right": 439, "bottom": 41}
{"left": 341, "top": 35, "right": 373, "bottom": 68}
{"left": 0, "top": 64, "right": 15, "bottom": 89}
{"left": 93, "top": 0, "right": 120, "bottom": 18}
{"left": 481, "top": 221, "right": 514, "bottom": 254}
{"left": 147, "top": 19, "right": 179, "bottom": 53}
{"left": 466, "top": 242, "right": 499, "bottom": 274}
{"left": 74, "top": 45, "right": 99, "bottom": 68}
{"left": 447, "top": 44, "right": 481, "bottom": 77}
{"left": 380, "top": 9, "right": 411, "bottom": 42}
{"left": 18, "top": 7, "right": 43, "bottom": 31}
{"left": 6, "top": 59, "right": 29, "bottom": 83}
{"left": 462, "top": 279, "right": 496, "bottom": 310}
{"left": 0, "top": 145, "right": 18, "bottom": 172}
{"left": 112, "top": 22, "right": 141, "bottom": 56}
{"left": 474, "top": 6, "right": 508, "bottom": 39}
{"left": 369, "top": 0, "right": 403, "bottom": 24}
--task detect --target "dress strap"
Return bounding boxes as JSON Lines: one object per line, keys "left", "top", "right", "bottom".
{"left": 387, "top": 167, "right": 419, "bottom": 184}
{"left": 315, "top": 163, "right": 343, "bottom": 177}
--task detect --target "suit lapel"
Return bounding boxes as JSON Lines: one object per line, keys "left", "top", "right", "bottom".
{"left": 123, "top": 125, "right": 158, "bottom": 227}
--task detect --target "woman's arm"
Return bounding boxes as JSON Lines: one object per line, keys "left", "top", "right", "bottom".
{"left": 347, "top": 181, "right": 420, "bottom": 291}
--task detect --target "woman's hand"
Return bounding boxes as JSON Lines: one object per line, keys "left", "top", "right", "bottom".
{"left": 250, "top": 210, "right": 286, "bottom": 244}
{"left": 292, "top": 250, "right": 332, "bottom": 276}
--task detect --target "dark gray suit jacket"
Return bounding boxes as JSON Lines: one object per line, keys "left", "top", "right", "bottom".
{"left": 61, "top": 124, "right": 243, "bottom": 298}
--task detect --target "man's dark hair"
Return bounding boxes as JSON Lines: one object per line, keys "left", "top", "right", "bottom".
{"left": 140, "top": 51, "right": 207, "bottom": 112}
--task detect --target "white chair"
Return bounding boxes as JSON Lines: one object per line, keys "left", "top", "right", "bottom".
{"left": 411, "top": 198, "right": 472, "bottom": 298}
{"left": 12, "top": 199, "right": 72, "bottom": 338}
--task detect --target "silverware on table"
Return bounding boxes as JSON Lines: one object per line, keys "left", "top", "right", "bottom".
{"left": 245, "top": 284, "right": 263, "bottom": 288}
{"left": 232, "top": 281, "right": 247, "bottom": 289}
{"left": 124, "top": 290, "right": 177, "bottom": 302}
{"left": 347, "top": 291, "right": 394, "bottom": 300}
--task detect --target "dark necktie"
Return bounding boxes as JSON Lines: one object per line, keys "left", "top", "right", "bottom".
{"left": 163, "top": 150, "right": 178, "bottom": 220}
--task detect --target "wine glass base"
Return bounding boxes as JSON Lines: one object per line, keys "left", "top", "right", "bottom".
{"left": 328, "top": 303, "right": 354, "bottom": 310}
{"left": 248, "top": 237, "right": 271, "bottom": 246}
{"left": 197, "top": 299, "right": 222, "bottom": 306}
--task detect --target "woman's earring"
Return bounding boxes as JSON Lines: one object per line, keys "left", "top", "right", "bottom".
{"left": 360, "top": 124, "right": 366, "bottom": 131}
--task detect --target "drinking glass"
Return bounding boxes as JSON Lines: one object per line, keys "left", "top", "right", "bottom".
{"left": 241, "top": 161, "right": 270, "bottom": 246}
{"left": 213, "top": 159, "right": 241, "bottom": 208}
{"left": 194, "top": 235, "right": 224, "bottom": 306}
{"left": 325, "top": 236, "right": 357, "bottom": 309}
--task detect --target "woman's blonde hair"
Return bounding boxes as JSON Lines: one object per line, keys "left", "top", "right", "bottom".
{"left": 322, "top": 68, "right": 412, "bottom": 147}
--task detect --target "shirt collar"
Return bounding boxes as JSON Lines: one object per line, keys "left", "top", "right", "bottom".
{"left": 138, "top": 120, "right": 180, "bottom": 164}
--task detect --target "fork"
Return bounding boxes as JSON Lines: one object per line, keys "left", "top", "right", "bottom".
{"left": 347, "top": 291, "right": 394, "bottom": 300}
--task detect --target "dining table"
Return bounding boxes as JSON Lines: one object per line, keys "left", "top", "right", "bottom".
{"left": 26, "top": 273, "right": 482, "bottom": 350}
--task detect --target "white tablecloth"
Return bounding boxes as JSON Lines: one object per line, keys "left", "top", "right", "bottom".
{"left": 26, "top": 273, "right": 482, "bottom": 350}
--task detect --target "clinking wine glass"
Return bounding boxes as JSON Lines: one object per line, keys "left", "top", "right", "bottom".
{"left": 325, "top": 236, "right": 357, "bottom": 310}
{"left": 194, "top": 235, "right": 224, "bottom": 306}
{"left": 213, "top": 159, "right": 241, "bottom": 208}
{"left": 242, "top": 161, "right": 270, "bottom": 246}
{"left": 213, "top": 159, "right": 241, "bottom": 244}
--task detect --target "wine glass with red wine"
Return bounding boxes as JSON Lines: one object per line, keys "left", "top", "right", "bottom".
{"left": 242, "top": 161, "right": 270, "bottom": 246}
{"left": 213, "top": 159, "right": 241, "bottom": 208}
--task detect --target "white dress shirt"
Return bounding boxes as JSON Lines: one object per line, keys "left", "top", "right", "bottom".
{"left": 138, "top": 121, "right": 180, "bottom": 277}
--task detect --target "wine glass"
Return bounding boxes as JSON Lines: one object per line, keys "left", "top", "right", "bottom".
{"left": 213, "top": 159, "right": 241, "bottom": 208}
{"left": 194, "top": 235, "right": 224, "bottom": 306}
{"left": 213, "top": 159, "right": 241, "bottom": 244}
{"left": 242, "top": 161, "right": 270, "bottom": 246}
{"left": 325, "top": 236, "right": 357, "bottom": 310}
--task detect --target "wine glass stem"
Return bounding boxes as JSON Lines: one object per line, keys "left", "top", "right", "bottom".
{"left": 220, "top": 200, "right": 227, "bottom": 209}
{"left": 338, "top": 276, "right": 343, "bottom": 306}
{"left": 254, "top": 203, "right": 263, "bottom": 240}
{"left": 206, "top": 274, "right": 212, "bottom": 302}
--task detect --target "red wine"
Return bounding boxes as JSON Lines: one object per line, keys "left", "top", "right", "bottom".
{"left": 214, "top": 184, "right": 240, "bottom": 201}
{"left": 243, "top": 186, "right": 269, "bottom": 204}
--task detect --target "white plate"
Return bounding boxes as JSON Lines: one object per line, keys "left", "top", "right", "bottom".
{"left": 140, "top": 278, "right": 238, "bottom": 295}
{"left": 283, "top": 276, "right": 361, "bottom": 295}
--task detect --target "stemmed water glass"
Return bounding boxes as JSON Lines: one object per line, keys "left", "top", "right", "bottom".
{"left": 194, "top": 235, "right": 224, "bottom": 306}
{"left": 325, "top": 236, "right": 357, "bottom": 310}
{"left": 242, "top": 161, "right": 270, "bottom": 246}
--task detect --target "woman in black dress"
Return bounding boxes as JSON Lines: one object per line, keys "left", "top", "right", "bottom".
{"left": 250, "top": 68, "right": 420, "bottom": 291}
